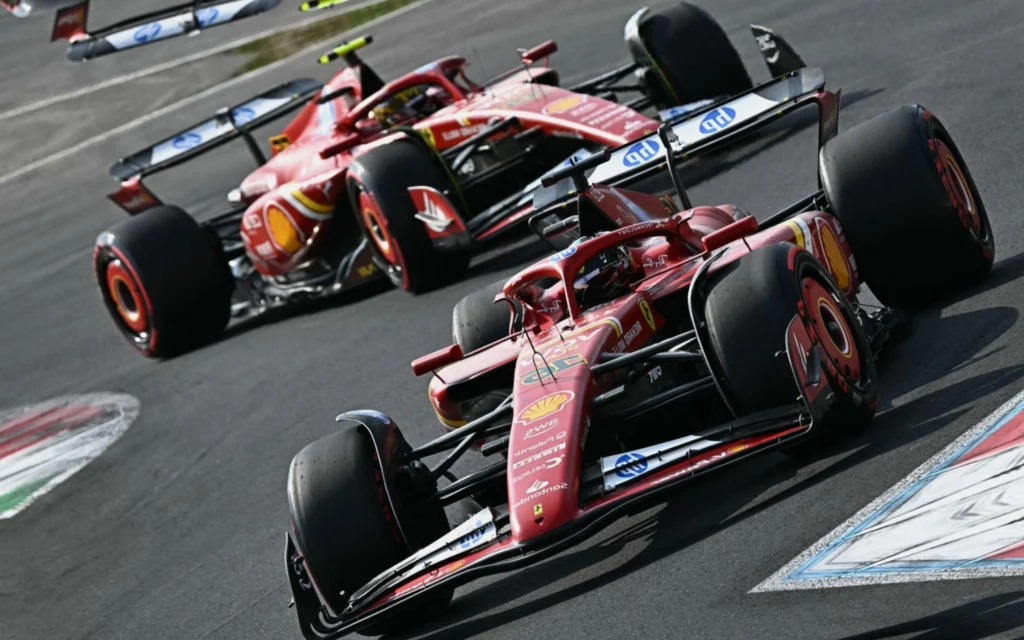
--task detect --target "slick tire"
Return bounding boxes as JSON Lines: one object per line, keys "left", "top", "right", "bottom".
{"left": 348, "top": 138, "right": 470, "bottom": 293}
{"left": 452, "top": 279, "right": 522, "bottom": 353}
{"left": 819, "top": 105, "right": 995, "bottom": 308}
{"left": 636, "top": 2, "right": 753, "bottom": 108}
{"left": 704, "top": 244, "right": 878, "bottom": 452}
{"left": 93, "top": 205, "right": 231, "bottom": 358}
{"left": 287, "top": 427, "right": 453, "bottom": 636}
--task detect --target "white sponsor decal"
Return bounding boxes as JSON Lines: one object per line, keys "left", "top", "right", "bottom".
{"left": 514, "top": 482, "right": 569, "bottom": 508}
{"left": 511, "top": 456, "right": 564, "bottom": 484}
{"left": 512, "top": 442, "right": 566, "bottom": 469}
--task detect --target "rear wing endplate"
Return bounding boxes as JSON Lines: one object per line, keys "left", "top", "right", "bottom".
{"left": 108, "top": 77, "right": 322, "bottom": 214}
{"left": 55, "top": 0, "right": 282, "bottom": 62}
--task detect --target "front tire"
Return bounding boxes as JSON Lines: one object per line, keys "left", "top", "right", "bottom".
{"left": 704, "top": 244, "right": 878, "bottom": 450}
{"left": 348, "top": 138, "right": 470, "bottom": 294}
{"left": 93, "top": 206, "right": 231, "bottom": 358}
{"left": 452, "top": 279, "right": 521, "bottom": 353}
{"left": 819, "top": 105, "right": 994, "bottom": 308}
{"left": 287, "top": 427, "right": 452, "bottom": 636}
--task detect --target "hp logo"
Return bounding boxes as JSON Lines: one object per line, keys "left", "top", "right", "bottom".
{"left": 195, "top": 8, "right": 219, "bottom": 27}
{"left": 699, "top": 107, "right": 737, "bottom": 135}
{"left": 232, "top": 107, "right": 257, "bottom": 126}
{"left": 614, "top": 452, "right": 648, "bottom": 479}
{"left": 622, "top": 140, "right": 661, "bottom": 168}
{"left": 133, "top": 23, "right": 162, "bottom": 43}
{"left": 172, "top": 132, "right": 203, "bottom": 150}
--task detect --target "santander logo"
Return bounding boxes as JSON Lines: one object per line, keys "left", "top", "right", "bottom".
{"left": 526, "top": 480, "right": 549, "bottom": 493}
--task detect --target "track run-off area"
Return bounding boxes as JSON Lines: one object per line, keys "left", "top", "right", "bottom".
{"left": 3, "top": 0, "right": 1024, "bottom": 638}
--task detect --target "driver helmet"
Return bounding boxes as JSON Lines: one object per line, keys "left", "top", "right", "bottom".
{"left": 573, "top": 244, "right": 638, "bottom": 308}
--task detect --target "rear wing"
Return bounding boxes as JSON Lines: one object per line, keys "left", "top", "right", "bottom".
{"left": 108, "top": 77, "right": 322, "bottom": 214}
{"left": 585, "top": 66, "right": 838, "bottom": 187}
{"left": 51, "top": 0, "right": 282, "bottom": 62}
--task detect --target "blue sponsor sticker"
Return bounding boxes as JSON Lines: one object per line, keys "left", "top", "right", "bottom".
{"left": 232, "top": 107, "right": 257, "bottom": 125}
{"left": 614, "top": 452, "right": 648, "bottom": 479}
{"left": 172, "top": 132, "right": 203, "bottom": 150}
{"left": 622, "top": 139, "right": 661, "bottom": 168}
{"left": 698, "top": 106, "right": 737, "bottom": 135}
{"left": 133, "top": 23, "right": 162, "bottom": 43}
{"left": 549, "top": 244, "right": 577, "bottom": 262}
{"left": 459, "top": 523, "right": 486, "bottom": 549}
{"left": 195, "top": 7, "right": 219, "bottom": 27}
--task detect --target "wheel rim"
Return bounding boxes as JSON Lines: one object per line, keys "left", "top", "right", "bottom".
{"left": 802, "top": 276, "right": 863, "bottom": 386}
{"left": 934, "top": 138, "right": 983, "bottom": 238}
{"left": 105, "top": 259, "right": 149, "bottom": 335}
{"left": 359, "top": 191, "right": 396, "bottom": 263}
{"left": 357, "top": 188, "right": 409, "bottom": 289}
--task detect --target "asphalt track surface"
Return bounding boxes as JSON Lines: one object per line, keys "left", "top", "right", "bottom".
{"left": 3, "top": 0, "right": 1024, "bottom": 638}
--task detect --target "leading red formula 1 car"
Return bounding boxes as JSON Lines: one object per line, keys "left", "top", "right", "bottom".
{"left": 282, "top": 66, "right": 995, "bottom": 637}
{"left": 92, "top": 2, "right": 805, "bottom": 358}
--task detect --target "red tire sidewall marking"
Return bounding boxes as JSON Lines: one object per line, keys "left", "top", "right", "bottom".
{"left": 102, "top": 245, "right": 158, "bottom": 353}
{"left": 357, "top": 188, "right": 411, "bottom": 290}
{"left": 933, "top": 137, "right": 982, "bottom": 237}
{"left": 802, "top": 276, "right": 862, "bottom": 384}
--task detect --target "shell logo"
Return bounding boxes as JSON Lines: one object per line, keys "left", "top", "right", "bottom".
{"left": 517, "top": 391, "right": 575, "bottom": 425}
{"left": 266, "top": 205, "right": 303, "bottom": 254}
{"left": 818, "top": 222, "right": 851, "bottom": 291}
{"left": 543, "top": 95, "right": 585, "bottom": 115}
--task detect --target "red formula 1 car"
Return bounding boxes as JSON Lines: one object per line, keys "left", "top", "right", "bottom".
{"left": 92, "top": 2, "right": 805, "bottom": 357}
{"left": 282, "top": 66, "right": 995, "bottom": 637}
{"left": 3, "top": 0, "right": 281, "bottom": 61}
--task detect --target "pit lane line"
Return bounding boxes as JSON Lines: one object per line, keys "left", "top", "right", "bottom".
{"left": 0, "top": 0, "right": 436, "bottom": 189}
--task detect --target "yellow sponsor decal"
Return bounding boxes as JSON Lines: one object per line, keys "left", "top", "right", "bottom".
{"left": 269, "top": 134, "right": 291, "bottom": 154}
{"left": 266, "top": 205, "right": 302, "bottom": 254}
{"left": 785, "top": 220, "right": 805, "bottom": 248}
{"left": 639, "top": 299, "right": 656, "bottom": 331}
{"left": 518, "top": 391, "right": 574, "bottom": 425}
{"left": 818, "top": 222, "right": 851, "bottom": 291}
{"left": 419, "top": 127, "right": 436, "bottom": 148}
{"left": 544, "top": 95, "right": 585, "bottom": 115}
{"left": 291, "top": 189, "right": 334, "bottom": 215}
{"left": 533, "top": 503, "right": 544, "bottom": 517}
{"left": 357, "top": 263, "right": 377, "bottom": 278}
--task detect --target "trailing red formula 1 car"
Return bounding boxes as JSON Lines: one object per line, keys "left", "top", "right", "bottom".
{"left": 2, "top": 0, "right": 281, "bottom": 61}
{"left": 93, "top": 2, "right": 805, "bottom": 357}
{"left": 283, "top": 66, "right": 995, "bottom": 637}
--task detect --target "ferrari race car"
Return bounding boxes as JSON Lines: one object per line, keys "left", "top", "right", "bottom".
{"left": 2, "top": 0, "right": 281, "bottom": 61}
{"left": 93, "top": 1, "right": 805, "bottom": 357}
{"left": 282, "top": 66, "right": 995, "bottom": 638}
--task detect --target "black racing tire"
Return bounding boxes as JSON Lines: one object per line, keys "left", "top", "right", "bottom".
{"left": 287, "top": 427, "right": 453, "bottom": 636}
{"left": 452, "top": 279, "right": 522, "bottom": 353}
{"left": 348, "top": 138, "right": 470, "bottom": 294}
{"left": 704, "top": 244, "right": 879, "bottom": 450}
{"left": 636, "top": 2, "right": 753, "bottom": 108}
{"left": 93, "top": 205, "right": 231, "bottom": 358}
{"left": 819, "top": 105, "right": 995, "bottom": 308}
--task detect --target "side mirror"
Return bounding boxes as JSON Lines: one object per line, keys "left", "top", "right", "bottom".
{"left": 411, "top": 344, "right": 464, "bottom": 377}
{"left": 521, "top": 40, "right": 557, "bottom": 65}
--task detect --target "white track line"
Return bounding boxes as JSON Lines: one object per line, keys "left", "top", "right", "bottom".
{"left": 0, "top": 0, "right": 378, "bottom": 123}
{"left": 0, "top": 0, "right": 434, "bottom": 188}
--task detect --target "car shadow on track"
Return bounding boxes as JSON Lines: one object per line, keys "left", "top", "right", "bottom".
{"left": 390, "top": 284, "right": 1024, "bottom": 639}
{"left": 834, "top": 591, "right": 1024, "bottom": 639}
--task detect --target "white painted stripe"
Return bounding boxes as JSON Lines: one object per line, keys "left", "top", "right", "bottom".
{"left": 0, "top": 0, "right": 436, "bottom": 187}
{"left": 0, "top": 393, "right": 139, "bottom": 519}
{"left": 752, "top": 386, "right": 1024, "bottom": 591}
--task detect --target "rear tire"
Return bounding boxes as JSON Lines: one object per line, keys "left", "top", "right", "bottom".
{"left": 634, "top": 2, "right": 753, "bottom": 109}
{"left": 93, "top": 206, "right": 231, "bottom": 358}
{"left": 819, "top": 105, "right": 994, "bottom": 308}
{"left": 348, "top": 138, "right": 470, "bottom": 293}
{"left": 287, "top": 427, "right": 452, "bottom": 636}
{"left": 704, "top": 244, "right": 878, "bottom": 450}
{"left": 452, "top": 279, "right": 521, "bottom": 353}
